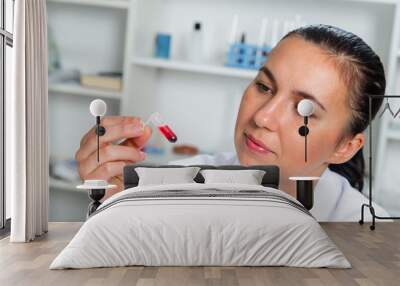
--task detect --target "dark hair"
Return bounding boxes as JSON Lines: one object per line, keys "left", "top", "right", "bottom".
{"left": 282, "top": 25, "right": 386, "bottom": 191}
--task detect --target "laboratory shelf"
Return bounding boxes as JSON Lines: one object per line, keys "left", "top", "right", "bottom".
{"left": 131, "top": 57, "right": 258, "bottom": 80}
{"left": 49, "top": 177, "right": 84, "bottom": 193}
{"left": 49, "top": 82, "right": 122, "bottom": 100}
{"left": 47, "top": 0, "right": 130, "bottom": 9}
{"left": 387, "top": 129, "right": 400, "bottom": 141}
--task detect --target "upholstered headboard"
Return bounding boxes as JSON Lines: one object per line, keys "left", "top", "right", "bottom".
{"left": 123, "top": 164, "right": 280, "bottom": 189}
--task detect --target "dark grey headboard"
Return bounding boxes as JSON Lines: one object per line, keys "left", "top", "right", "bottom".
{"left": 123, "top": 164, "right": 280, "bottom": 189}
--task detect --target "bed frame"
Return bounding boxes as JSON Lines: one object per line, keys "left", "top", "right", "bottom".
{"left": 123, "top": 164, "right": 280, "bottom": 189}
{"left": 87, "top": 164, "right": 315, "bottom": 217}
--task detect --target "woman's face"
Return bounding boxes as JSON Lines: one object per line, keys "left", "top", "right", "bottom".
{"left": 234, "top": 36, "right": 355, "bottom": 179}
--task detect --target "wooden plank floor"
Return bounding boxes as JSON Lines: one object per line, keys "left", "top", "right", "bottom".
{"left": 0, "top": 222, "right": 399, "bottom": 286}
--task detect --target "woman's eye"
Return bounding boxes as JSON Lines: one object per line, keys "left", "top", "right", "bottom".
{"left": 255, "top": 82, "right": 273, "bottom": 95}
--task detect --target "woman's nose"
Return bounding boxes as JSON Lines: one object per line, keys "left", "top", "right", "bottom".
{"left": 253, "top": 95, "right": 287, "bottom": 131}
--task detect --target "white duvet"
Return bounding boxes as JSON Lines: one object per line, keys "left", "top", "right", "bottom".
{"left": 50, "top": 183, "right": 351, "bottom": 269}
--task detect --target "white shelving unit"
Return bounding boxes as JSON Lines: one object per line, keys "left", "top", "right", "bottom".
{"left": 48, "top": 151, "right": 192, "bottom": 192}
{"left": 49, "top": 177, "right": 83, "bottom": 192}
{"left": 131, "top": 57, "right": 257, "bottom": 80}
{"left": 47, "top": 0, "right": 128, "bottom": 161}
{"left": 387, "top": 130, "right": 400, "bottom": 141}
{"left": 46, "top": 0, "right": 130, "bottom": 200}
{"left": 49, "top": 82, "right": 122, "bottom": 100}
{"left": 47, "top": 0, "right": 129, "bottom": 9}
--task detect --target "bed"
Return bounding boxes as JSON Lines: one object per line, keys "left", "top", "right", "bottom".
{"left": 49, "top": 164, "right": 350, "bottom": 269}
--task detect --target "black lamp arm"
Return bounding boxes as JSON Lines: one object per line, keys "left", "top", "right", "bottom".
{"left": 296, "top": 180, "right": 314, "bottom": 210}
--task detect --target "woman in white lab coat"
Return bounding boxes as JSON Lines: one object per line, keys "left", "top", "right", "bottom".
{"left": 75, "top": 24, "right": 390, "bottom": 221}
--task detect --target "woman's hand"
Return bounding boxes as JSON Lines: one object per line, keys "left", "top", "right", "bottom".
{"left": 75, "top": 116, "right": 152, "bottom": 201}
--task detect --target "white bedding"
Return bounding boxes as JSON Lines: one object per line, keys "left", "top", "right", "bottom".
{"left": 50, "top": 183, "right": 351, "bottom": 269}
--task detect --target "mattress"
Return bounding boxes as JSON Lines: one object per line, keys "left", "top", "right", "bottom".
{"left": 50, "top": 183, "right": 351, "bottom": 269}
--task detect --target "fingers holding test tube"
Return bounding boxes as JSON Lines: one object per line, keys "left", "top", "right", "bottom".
{"left": 81, "top": 111, "right": 176, "bottom": 178}
{"left": 76, "top": 112, "right": 175, "bottom": 201}
{"left": 119, "top": 120, "right": 153, "bottom": 150}
{"left": 146, "top": 112, "right": 178, "bottom": 143}
{"left": 78, "top": 144, "right": 146, "bottom": 179}
{"left": 115, "top": 112, "right": 178, "bottom": 146}
{"left": 75, "top": 115, "right": 152, "bottom": 201}
{"left": 79, "top": 116, "right": 144, "bottom": 148}
{"left": 76, "top": 118, "right": 149, "bottom": 168}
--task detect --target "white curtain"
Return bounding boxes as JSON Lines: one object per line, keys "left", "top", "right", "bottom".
{"left": 7, "top": 0, "right": 49, "bottom": 242}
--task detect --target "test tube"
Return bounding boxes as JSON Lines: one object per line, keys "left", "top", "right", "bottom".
{"left": 147, "top": 112, "right": 178, "bottom": 143}
{"left": 114, "top": 112, "right": 177, "bottom": 145}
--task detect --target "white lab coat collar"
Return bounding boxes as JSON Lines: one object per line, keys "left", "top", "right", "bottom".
{"left": 216, "top": 153, "right": 344, "bottom": 220}
{"left": 310, "top": 168, "right": 343, "bottom": 221}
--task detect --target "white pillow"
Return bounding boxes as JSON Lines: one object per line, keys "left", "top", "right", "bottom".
{"left": 200, "top": 169, "right": 266, "bottom": 185}
{"left": 135, "top": 167, "right": 201, "bottom": 186}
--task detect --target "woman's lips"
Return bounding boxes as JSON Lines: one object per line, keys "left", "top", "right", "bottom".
{"left": 245, "top": 133, "right": 273, "bottom": 154}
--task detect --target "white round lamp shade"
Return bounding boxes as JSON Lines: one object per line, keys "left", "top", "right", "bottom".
{"left": 297, "top": 99, "right": 315, "bottom": 117}
{"left": 90, "top": 99, "right": 107, "bottom": 117}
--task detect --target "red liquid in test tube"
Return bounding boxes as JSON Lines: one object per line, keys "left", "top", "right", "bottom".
{"left": 147, "top": 112, "right": 178, "bottom": 143}
{"left": 158, "top": 125, "right": 177, "bottom": 143}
